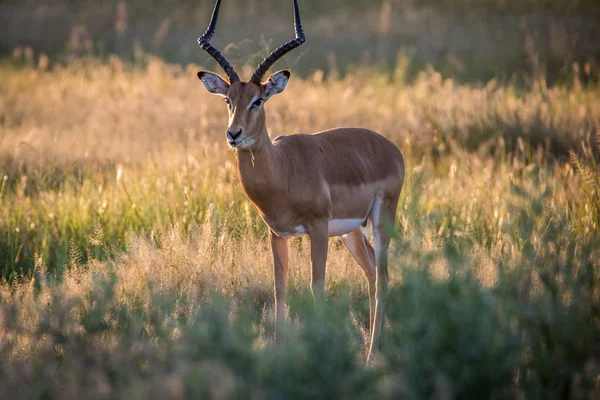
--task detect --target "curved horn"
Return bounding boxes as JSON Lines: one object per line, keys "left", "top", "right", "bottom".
{"left": 249, "top": 0, "right": 305, "bottom": 85}
{"left": 198, "top": 0, "right": 240, "bottom": 83}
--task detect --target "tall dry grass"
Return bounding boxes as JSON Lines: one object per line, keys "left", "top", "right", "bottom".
{"left": 1, "top": 57, "right": 599, "bottom": 277}
{"left": 0, "top": 56, "right": 599, "bottom": 397}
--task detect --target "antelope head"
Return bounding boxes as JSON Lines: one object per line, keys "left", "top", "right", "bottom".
{"left": 196, "top": 0, "right": 305, "bottom": 150}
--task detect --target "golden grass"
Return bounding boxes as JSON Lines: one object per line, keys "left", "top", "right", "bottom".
{"left": 1, "top": 57, "right": 599, "bottom": 277}
{"left": 0, "top": 57, "right": 599, "bottom": 397}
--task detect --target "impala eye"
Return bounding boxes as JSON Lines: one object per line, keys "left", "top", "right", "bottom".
{"left": 252, "top": 98, "right": 263, "bottom": 108}
{"left": 224, "top": 98, "right": 232, "bottom": 107}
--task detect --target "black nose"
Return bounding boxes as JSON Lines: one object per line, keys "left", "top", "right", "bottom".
{"left": 227, "top": 129, "right": 242, "bottom": 141}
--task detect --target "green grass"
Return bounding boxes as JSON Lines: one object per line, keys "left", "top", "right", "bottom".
{"left": 0, "top": 58, "right": 599, "bottom": 398}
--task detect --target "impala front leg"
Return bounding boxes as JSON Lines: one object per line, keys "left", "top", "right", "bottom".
{"left": 309, "top": 220, "right": 329, "bottom": 305}
{"left": 270, "top": 230, "right": 289, "bottom": 344}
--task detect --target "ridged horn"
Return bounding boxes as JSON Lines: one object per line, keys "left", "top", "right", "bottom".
{"left": 197, "top": 0, "right": 240, "bottom": 83}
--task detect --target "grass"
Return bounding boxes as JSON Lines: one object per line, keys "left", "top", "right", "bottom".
{"left": 2, "top": 0, "right": 599, "bottom": 84}
{"left": 0, "top": 57, "right": 599, "bottom": 398}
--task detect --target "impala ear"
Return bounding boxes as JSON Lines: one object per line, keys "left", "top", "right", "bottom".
{"left": 264, "top": 70, "right": 290, "bottom": 99}
{"left": 197, "top": 71, "right": 229, "bottom": 96}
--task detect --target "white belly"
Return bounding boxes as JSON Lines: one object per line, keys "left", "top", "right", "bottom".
{"left": 328, "top": 218, "right": 363, "bottom": 237}
{"left": 273, "top": 225, "right": 307, "bottom": 238}
{"left": 272, "top": 219, "right": 363, "bottom": 238}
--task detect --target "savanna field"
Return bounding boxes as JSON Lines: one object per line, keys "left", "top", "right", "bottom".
{"left": 1, "top": 1, "right": 600, "bottom": 398}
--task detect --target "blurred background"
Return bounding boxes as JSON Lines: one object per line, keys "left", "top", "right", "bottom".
{"left": 1, "top": 1, "right": 600, "bottom": 398}
{"left": 1, "top": 0, "right": 599, "bottom": 84}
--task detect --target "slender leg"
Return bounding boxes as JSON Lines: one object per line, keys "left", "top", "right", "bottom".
{"left": 308, "top": 220, "right": 329, "bottom": 305}
{"left": 341, "top": 229, "right": 376, "bottom": 335}
{"left": 367, "top": 194, "right": 398, "bottom": 364}
{"left": 270, "top": 230, "right": 289, "bottom": 344}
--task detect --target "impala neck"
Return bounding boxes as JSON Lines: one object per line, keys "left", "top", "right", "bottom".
{"left": 235, "top": 126, "right": 282, "bottom": 202}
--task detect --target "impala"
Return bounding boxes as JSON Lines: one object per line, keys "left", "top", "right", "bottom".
{"left": 196, "top": 0, "right": 404, "bottom": 362}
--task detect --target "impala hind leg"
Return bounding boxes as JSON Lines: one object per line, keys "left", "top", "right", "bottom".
{"left": 367, "top": 194, "right": 399, "bottom": 364}
{"left": 341, "top": 229, "right": 376, "bottom": 335}
{"left": 270, "top": 231, "right": 289, "bottom": 344}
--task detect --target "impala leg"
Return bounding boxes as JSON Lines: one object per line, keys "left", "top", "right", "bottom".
{"left": 368, "top": 229, "right": 390, "bottom": 363}
{"left": 309, "top": 220, "right": 329, "bottom": 305}
{"left": 367, "top": 195, "right": 398, "bottom": 364}
{"left": 341, "top": 229, "right": 376, "bottom": 336}
{"left": 270, "top": 231, "right": 289, "bottom": 344}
